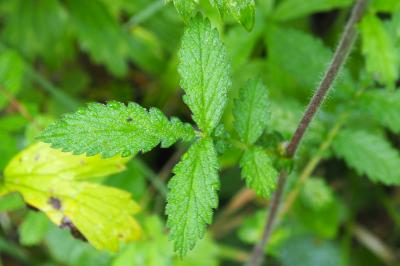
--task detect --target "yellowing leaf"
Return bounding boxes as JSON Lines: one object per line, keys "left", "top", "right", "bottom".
{"left": 1, "top": 142, "right": 142, "bottom": 252}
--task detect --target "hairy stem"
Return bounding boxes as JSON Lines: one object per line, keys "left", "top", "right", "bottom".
{"left": 246, "top": 0, "right": 367, "bottom": 265}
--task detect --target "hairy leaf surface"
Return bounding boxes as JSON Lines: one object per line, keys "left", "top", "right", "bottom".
{"left": 40, "top": 101, "right": 195, "bottom": 158}
{"left": 166, "top": 138, "right": 220, "bottom": 256}
{"left": 240, "top": 147, "right": 278, "bottom": 198}
{"left": 178, "top": 16, "right": 231, "bottom": 134}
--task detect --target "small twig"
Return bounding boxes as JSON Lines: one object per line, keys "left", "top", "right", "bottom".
{"left": 246, "top": 1, "right": 368, "bottom": 265}
{"left": 352, "top": 224, "right": 397, "bottom": 264}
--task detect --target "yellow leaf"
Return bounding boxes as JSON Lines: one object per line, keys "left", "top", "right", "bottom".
{"left": 0, "top": 142, "right": 142, "bottom": 252}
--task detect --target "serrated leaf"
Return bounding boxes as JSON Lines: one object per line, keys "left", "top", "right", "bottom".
{"left": 2, "top": 0, "right": 72, "bottom": 66}
{"left": 273, "top": 0, "right": 352, "bottom": 21}
{"left": 166, "top": 138, "right": 220, "bottom": 256}
{"left": 240, "top": 147, "right": 278, "bottom": 198}
{"left": 359, "top": 90, "right": 400, "bottom": 133}
{"left": 233, "top": 78, "right": 269, "bottom": 144}
{"left": 178, "top": 16, "right": 231, "bottom": 134}
{"left": 360, "top": 14, "right": 399, "bottom": 88}
{"left": 333, "top": 130, "right": 400, "bottom": 184}
{"left": 65, "top": 0, "right": 131, "bottom": 76}
{"left": 40, "top": 101, "right": 195, "bottom": 158}
{"left": 1, "top": 142, "right": 142, "bottom": 252}
{"left": 168, "top": 0, "right": 197, "bottom": 22}
{"left": 215, "top": 0, "right": 256, "bottom": 31}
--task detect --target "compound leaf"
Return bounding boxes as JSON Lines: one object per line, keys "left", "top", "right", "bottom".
{"left": 333, "top": 130, "right": 400, "bottom": 184}
{"left": 233, "top": 78, "right": 269, "bottom": 144}
{"left": 166, "top": 138, "right": 220, "bottom": 256}
{"left": 178, "top": 16, "right": 231, "bottom": 134}
{"left": 240, "top": 147, "right": 278, "bottom": 198}
{"left": 1, "top": 142, "right": 141, "bottom": 252}
{"left": 40, "top": 101, "right": 195, "bottom": 158}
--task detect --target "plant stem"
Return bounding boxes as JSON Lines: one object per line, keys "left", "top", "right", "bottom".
{"left": 246, "top": 0, "right": 367, "bottom": 265}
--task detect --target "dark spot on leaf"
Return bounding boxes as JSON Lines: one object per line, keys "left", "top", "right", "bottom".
{"left": 26, "top": 204, "right": 40, "bottom": 212}
{"left": 47, "top": 197, "right": 62, "bottom": 210}
{"left": 34, "top": 154, "right": 40, "bottom": 161}
{"left": 60, "top": 216, "right": 87, "bottom": 242}
{"left": 126, "top": 117, "right": 133, "bottom": 122}
{"left": 80, "top": 159, "right": 85, "bottom": 165}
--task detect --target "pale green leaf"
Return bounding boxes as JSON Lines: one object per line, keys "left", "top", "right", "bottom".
{"left": 233, "top": 78, "right": 269, "bottom": 144}
{"left": 166, "top": 138, "right": 220, "bottom": 256}
{"left": 175, "top": 235, "right": 219, "bottom": 266}
{"left": 333, "top": 130, "right": 400, "bottom": 184}
{"left": 360, "top": 14, "right": 399, "bottom": 88}
{"left": 1, "top": 142, "right": 142, "bottom": 252}
{"left": 40, "top": 101, "right": 195, "bottom": 158}
{"left": 273, "top": 0, "right": 352, "bottom": 21}
{"left": 178, "top": 16, "right": 231, "bottom": 134}
{"left": 359, "top": 90, "right": 400, "bottom": 133}
{"left": 240, "top": 147, "right": 278, "bottom": 198}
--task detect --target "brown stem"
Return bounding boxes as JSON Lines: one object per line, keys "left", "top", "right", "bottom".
{"left": 246, "top": 1, "right": 368, "bottom": 265}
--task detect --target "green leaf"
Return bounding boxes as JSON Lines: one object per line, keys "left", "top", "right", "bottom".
{"left": 371, "top": 0, "right": 400, "bottom": 13}
{"left": 333, "top": 130, "right": 400, "bottom": 184}
{"left": 2, "top": 142, "right": 142, "bottom": 252}
{"left": 19, "top": 211, "right": 50, "bottom": 246}
{"left": 240, "top": 146, "right": 278, "bottom": 198}
{"left": 178, "top": 16, "right": 231, "bottom": 134}
{"left": 214, "top": 0, "right": 256, "bottom": 31}
{"left": 233, "top": 78, "right": 269, "bottom": 144}
{"left": 166, "top": 138, "right": 220, "bottom": 256}
{"left": 278, "top": 236, "right": 345, "bottom": 266}
{"left": 2, "top": 0, "right": 72, "bottom": 66}
{"left": 265, "top": 26, "right": 353, "bottom": 100}
{"left": 300, "top": 178, "right": 334, "bottom": 211}
{"left": 175, "top": 235, "right": 219, "bottom": 266}
{"left": 360, "top": 14, "right": 399, "bottom": 88}
{"left": 65, "top": 0, "right": 131, "bottom": 76}
{"left": 0, "top": 48, "right": 26, "bottom": 110}
{"left": 359, "top": 90, "right": 400, "bottom": 133}
{"left": 40, "top": 101, "right": 195, "bottom": 158}
{"left": 167, "top": 0, "right": 197, "bottom": 22}
{"left": 112, "top": 216, "right": 173, "bottom": 266}
{"left": 273, "top": 0, "right": 352, "bottom": 21}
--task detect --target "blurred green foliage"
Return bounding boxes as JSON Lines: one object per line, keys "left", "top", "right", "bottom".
{"left": 0, "top": 0, "right": 400, "bottom": 265}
